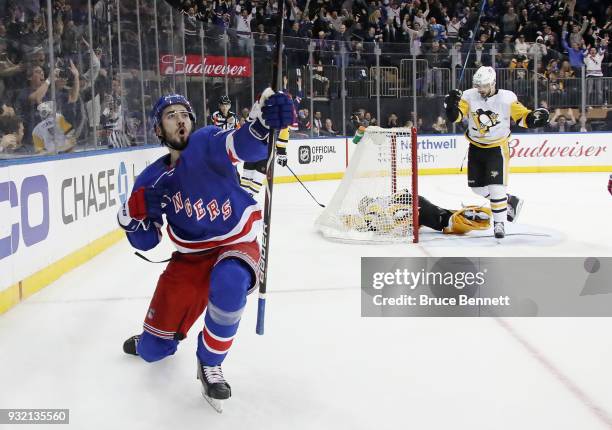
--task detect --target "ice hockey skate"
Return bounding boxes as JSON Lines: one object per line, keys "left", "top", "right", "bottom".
{"left": 197, "top": 361, "right": 231, "bottom": 413}
{"left": 507, "top": 195, "right": 523, "bottom": 222}
{"left": 494, "top": 222, "right": 505, "bottom": 240}
{"left": 123, "top": 335, "right": 140, "bottom": 356}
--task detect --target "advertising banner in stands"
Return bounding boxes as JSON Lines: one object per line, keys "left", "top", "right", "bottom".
{"left": 159, "top": 54, "right": 252, "bottom": 77}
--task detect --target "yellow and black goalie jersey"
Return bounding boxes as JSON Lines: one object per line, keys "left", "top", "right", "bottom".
{"left": 455, "top": 88, "right": 531, "bottom": 148}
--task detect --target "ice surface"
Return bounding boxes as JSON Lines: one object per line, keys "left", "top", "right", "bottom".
{"left": 1, "top": 173, "right": 611, "bottom": 429}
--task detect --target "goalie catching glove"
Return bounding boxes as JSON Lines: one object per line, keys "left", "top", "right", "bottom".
{"left": 526, "top": 108, "right": 549, "bottom": 128}
{"left": 248, "top": 88, "right": 294, "bottom": 140}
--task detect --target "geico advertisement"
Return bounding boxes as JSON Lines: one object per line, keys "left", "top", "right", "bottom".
{"left": 0, "top": 147, "right": 166, "bottom": 290}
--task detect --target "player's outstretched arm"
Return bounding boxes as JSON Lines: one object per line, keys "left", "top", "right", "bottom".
{"left": 444, "top": 89, "right": 466, "bottom": 123}
{"left": 511, "top": 100, "right": 549, "bottom": 128}
{"left": 229, "top": 88, "right": 294, "bottom": 162}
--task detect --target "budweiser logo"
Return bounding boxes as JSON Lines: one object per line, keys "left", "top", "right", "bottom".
{"left": 508, "top": 138, "right": 608, "bottom": 158}
{"left": 159, "top": 54, "right": 252, "bottom": 77}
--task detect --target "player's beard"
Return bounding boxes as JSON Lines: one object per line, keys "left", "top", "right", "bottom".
{"left": 162, "top": 126, "right": 190, "bottom": 151}
{"left": 478, "top": 84, "right": 495, "bottom": 99}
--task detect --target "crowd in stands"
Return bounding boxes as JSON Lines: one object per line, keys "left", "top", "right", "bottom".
{"left": 1, "top": 0, "right": 611, "bottom": 157}
{"left": 168, "top": 0, "right": 612, "bottom": 133}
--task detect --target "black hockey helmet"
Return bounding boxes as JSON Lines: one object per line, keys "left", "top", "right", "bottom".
{"left": 219, "top": 95, "right": 231, "bottom": 106}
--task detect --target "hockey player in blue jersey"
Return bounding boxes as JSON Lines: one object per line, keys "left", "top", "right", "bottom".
{"left": 118, "top": 88, "right": 293, "bottom": 411}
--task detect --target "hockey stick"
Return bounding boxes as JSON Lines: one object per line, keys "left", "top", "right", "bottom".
{"left": 286, "top": 164, "right": 326, "bottom": 207}
{"left": 256, "top": 0, "right": 285, "bottom": 336}
{"left": 458, "top": 0, "right": 487, "bottom": 86}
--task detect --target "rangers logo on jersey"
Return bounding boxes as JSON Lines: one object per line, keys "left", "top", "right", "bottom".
{"left": 472, "top": 109, "right": 500, "bottom": 135}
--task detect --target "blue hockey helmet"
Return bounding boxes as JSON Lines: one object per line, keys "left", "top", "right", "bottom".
{"left": 151, "top": 94, "right": 196, "bottom": 130}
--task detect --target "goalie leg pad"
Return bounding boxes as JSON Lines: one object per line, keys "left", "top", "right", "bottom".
{"left": 443, "top": 206, "right": 492, "bottom": 234}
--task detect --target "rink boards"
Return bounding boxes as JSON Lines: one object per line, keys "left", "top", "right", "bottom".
{"left": 1, "top": 132, "right": 611, "bottom": 314}
{"left": 279, "top": 131, "right": 612, "bottom": 183}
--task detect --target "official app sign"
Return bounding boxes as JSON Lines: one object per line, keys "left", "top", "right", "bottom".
{"left": 298, "top": 146, "right": 311, "bottom": 164}
{"left": 298, "top": 144, "right": 337, "bottom": 164}
{"left": 361, "top": 257, "right": 612, "bottom": 317}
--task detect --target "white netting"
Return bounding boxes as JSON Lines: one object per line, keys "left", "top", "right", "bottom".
{"left": 315, "top": 126, "right": 418, "bottom": 243}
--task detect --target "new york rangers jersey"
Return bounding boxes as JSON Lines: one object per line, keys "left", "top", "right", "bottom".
{"left": 118, "top": 124, "right": 268, "bottom": 252}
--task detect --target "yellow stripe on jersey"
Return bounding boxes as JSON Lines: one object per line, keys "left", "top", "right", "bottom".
{"left": 276, "top": 127, "right": 289, "bottom": 149}
{"left": 58, "top": 115, "right": 73, "bottom": 134}
{"left": 456, "top": 99, "right": 469, "bottom": 123}
{"left": 465, "top": 133, "right": 510, "bottom": 148}
{"left": 32, "top": 134, "right": 45, "bottom": 153}
{"left": 510, "top": 101, "right": 531, "bottom": 128}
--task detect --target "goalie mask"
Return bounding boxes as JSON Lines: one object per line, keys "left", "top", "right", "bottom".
{"left": 473, "top": 66, "right": 496, "bottom": 98}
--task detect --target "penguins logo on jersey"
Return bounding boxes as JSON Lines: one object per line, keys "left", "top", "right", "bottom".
{"left": 472, "top": 109, "right": 500, "bottom": 135}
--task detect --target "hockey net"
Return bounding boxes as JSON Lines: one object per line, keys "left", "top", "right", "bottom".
{"left": 315, "top": 126, "right": 419, "bottom": 243}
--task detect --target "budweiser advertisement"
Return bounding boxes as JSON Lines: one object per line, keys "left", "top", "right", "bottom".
{"left": 508, "top": 133, "right": 611, "bottom": 167}
{"left": 159, "top": 54, "right": 252, "bottom": 77}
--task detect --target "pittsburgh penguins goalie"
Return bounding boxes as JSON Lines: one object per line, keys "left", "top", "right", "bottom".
{"left": 342, "top": 189, "right": 492, "bottom": 236}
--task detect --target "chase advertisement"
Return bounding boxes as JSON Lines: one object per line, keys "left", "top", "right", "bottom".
{"left": 0, "top": 147, "right": 166, "bottom": 292}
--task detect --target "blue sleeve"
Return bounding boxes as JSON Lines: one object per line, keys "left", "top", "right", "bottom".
{"left": 119, "top": 215, "right": 162, "bottom": 251}
{"left": 189, "top": 124, "right": 269, "bottom": 167}
{"left": 561, "top": 35, "right": 569, "bottom": 51}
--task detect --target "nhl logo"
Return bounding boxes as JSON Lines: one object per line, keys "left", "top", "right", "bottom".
{"left": 147, "top": 308, "right": 156, "bottom": 320}
{"left": 298, "top": 145, "right": 311, "bottom": 164}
